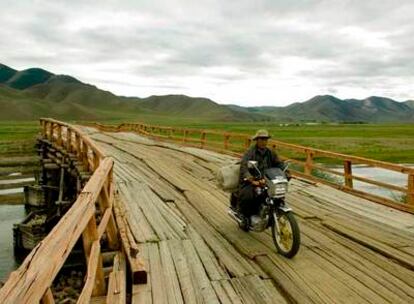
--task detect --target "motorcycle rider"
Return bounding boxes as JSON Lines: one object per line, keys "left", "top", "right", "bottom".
{"left": 234, "top": 129, "right": 288, "bottom": 229}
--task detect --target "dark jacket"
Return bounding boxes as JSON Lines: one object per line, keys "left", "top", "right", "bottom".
{"left": 239, "top": 144, "right": 284, "bottom": 185}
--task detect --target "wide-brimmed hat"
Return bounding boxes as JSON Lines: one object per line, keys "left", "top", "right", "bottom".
{"left": 252, "top": 129, "right": 271, "bottom": 140}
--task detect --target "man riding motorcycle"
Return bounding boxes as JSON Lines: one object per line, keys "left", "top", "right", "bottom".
{"left": 232, "top": 129, "right": 290, "bottom": 229}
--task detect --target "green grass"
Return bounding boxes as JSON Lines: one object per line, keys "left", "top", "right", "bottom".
{"left": 0, "top": 121, "right": 39, "bottom": 141}
{"left": 0, "top": 118, "right": 413, "bottom": 164}
{"left": 130, "top": 119, "right": 414, "bottom": 163}
{"left": 0, "top": 121, "right": 39, "bottom": 156}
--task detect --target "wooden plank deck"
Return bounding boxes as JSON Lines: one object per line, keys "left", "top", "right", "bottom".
{"left": 81, "top": 127, "right": 414, "bottom": 304}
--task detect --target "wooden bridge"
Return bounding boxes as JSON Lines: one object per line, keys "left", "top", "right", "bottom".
{"left": 1, "top": 118, "right": 414, "bottom": 303}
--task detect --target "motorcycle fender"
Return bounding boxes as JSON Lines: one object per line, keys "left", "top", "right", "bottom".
{"left": 278, "top": 206, "right": 292, "bottom": 212}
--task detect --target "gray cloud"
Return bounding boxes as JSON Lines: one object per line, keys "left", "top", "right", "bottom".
{"left": 1, "top": 0, "right": 413, "bottom": 105}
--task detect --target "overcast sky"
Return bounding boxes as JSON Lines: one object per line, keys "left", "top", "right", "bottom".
{"left": 1, "top": 0, "right": 413, "bottom": 106}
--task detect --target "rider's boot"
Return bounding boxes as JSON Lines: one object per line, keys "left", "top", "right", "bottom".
{"left": 239, "top": 213, "right": 250, "bottom": 232}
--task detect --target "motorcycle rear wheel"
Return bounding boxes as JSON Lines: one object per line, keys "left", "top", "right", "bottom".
{"left": 271, "top": 210, "right": 300, "bottom": 258}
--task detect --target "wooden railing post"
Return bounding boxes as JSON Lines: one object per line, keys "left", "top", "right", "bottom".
{"left": 93, "top": 151, "right": 100, "bottom": 171}
{"left": 75, "top": 133, "right": 81, "bottom": 157}
{"left": 245, "top": 137, "right": 252, "bottom": 148}
{"left": 49, "top": 122, "right": 53, "bottom": 141}
{"left": 66, "top": 129, "right": 72, "bottom": 153}
{"left": 43, "top": 121, "right": 46, "bottom": 139}
{"left": 201, "top": 132, "right": 206, "bottom": 148}
{"left": 82, "top": 141, "right": 90, "bottom": 171}
{"left": 183, "top": 130, "right": 188, "bottom": 144}
{"left": 224, "top": 134, "right": 230, "bottom": 150}
{"left": 50, "top": 123, "right": 55, "bottom": 142}
{"left": 45, "top": 121, "right": 49, "bottom": 140}
{"left": 304, "top": 150, "right": 314, "bottom": 175}
{"left": 344, "top": 160, "right": 353, "bottom": 188}
{"left": 56, "top": 124, "right": 63, "bottom": 147}
{"left": 41, "top": 120, "right": 47, "bottom": 138}
{"left": 408, "top": 173, "right": 414, "bottom": 205}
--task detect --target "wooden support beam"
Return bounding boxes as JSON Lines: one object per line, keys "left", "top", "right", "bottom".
{"left": 97, "top": 207, "right": 112, "bottom": 240}
{"left": 40, "top": 288, "right": 54, "bottom": 304}
{"left": 97, "top": 178, "right": 119, "bottom": 250}
{"left": 102, "top": 251, "right": 117, "bottom": 265}
{"left": 78, "top": 241, "right": 105, "bottom": 303}
{"left": 44, "top": 163, "right": 60, "bottom": 170}
{"left": 82, "top": 216, "right": 99, "bottom": 259}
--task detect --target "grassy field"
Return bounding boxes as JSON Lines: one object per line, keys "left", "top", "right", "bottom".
{"left": 0, "top": 119, "right": 413, "bottom": 163}
{"left": 0, "top": 121, "right": 39, "bottom": 156}
{"left": 126, "top": 117, "right": 414, "bottom": 164}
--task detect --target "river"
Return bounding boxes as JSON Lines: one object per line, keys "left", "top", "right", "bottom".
{"left": 0, "top": 204, "right": 26, "bottom": 281}
{"left": 331, "top": 164, "right": 413, "bottom": 200}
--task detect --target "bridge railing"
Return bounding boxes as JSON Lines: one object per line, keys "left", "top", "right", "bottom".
{"left": 91, "top": 122, "right": 414, "bottom": 213}
{"left": 0, "top": 118, "right": 119, "bottom": 304}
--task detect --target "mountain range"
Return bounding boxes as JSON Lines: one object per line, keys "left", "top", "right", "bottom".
{"left": 1, "top": 63, "right": 413, "bottom": 122}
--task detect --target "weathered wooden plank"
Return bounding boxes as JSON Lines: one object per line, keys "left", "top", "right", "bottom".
{"left": 182, "top": 240, "right": 220, "bottom": 303}
{"left": 147, "top": 243, "right": 168, "bottom": 304}
{"left": 167, "top": 240, "right": 201, "bottom": 304}
{"left": 159, "top": 241, "right": 184, "bottom": 304}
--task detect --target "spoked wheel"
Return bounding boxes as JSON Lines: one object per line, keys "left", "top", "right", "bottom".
{"left": 271, "top": 210, "right": 300, "bottom": 258}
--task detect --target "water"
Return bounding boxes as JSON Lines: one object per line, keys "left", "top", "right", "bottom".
{"left": 0, "top": 188, "right": 24, "bottom": 195}
{"left": 0, "top": 177, "right": 34, "bottom": 185}
{"left": 331, "top": 164, "right": 413, "bottom": 200}
{"left": 0, "top": 204, "right": 26, "bottom": 281}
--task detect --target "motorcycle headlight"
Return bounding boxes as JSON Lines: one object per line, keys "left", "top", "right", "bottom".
{"left": 268, "top": 181, "right": 288, "bottom": 198}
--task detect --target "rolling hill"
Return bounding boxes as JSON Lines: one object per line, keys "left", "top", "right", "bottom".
{"left": 255, "top": 95, "right": 414, "bottom": 122}
{"left": 405, "top": 100, "right": 414, "bottom": 109}
{"left": 1, "top": 63, "right": 413, "bottom": 122}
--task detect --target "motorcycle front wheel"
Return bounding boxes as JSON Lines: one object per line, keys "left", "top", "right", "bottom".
{"left": 271, "top": 210, "right": 300, "bottom": 258}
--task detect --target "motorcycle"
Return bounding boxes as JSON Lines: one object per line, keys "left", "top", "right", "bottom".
{"left": 228, "top": 160, "right": 301, "bottom": 258}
